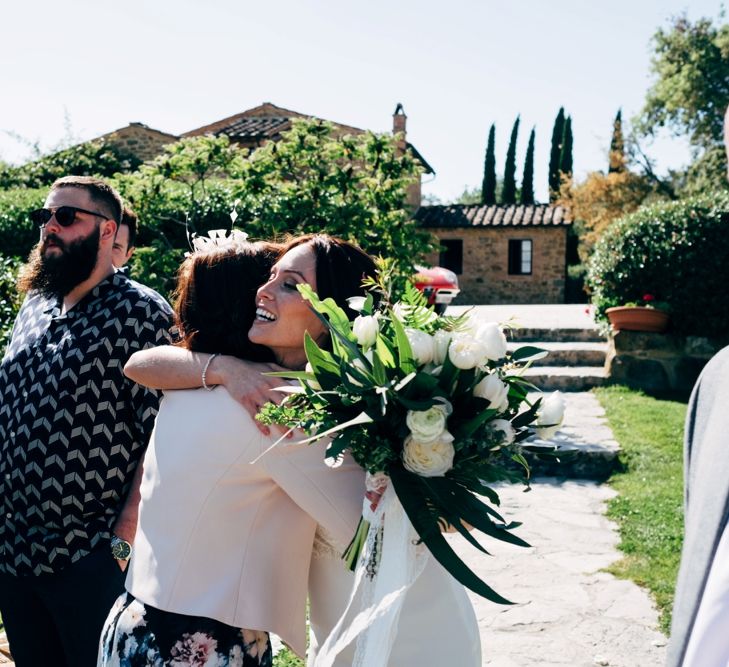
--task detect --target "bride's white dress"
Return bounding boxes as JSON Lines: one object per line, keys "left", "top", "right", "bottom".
{"left": 307, "top": 526, "right": 482, "bottom": 666}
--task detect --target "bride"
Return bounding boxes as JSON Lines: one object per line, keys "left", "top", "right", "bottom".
{"left": 124, "top": 234, "right": 481, "bottom": 666}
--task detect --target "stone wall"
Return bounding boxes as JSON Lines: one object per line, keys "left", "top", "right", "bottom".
{"left": 605, "top": 331, "right": 726, "bottom": 395}
{"left": 424, "top": 226, "right": 568, "bottom": 304}
{"left": 102, "top": 124, "right": 178, "bottom": 163}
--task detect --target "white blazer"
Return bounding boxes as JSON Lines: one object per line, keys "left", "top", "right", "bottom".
{"left": 125, "top": 387, "right": 363, "bottom": 657}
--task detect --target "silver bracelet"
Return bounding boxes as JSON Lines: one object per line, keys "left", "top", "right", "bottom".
{"left": 202, "top": 353, "right": 220, "bottom": 391}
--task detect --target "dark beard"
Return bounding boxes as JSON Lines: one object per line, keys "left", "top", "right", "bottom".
{"left": 18, "top": 225, "right": 101, "bottom": 298}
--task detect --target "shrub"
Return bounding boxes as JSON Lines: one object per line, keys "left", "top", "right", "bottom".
{"left": 127, "top": 243, "right": 186, "bottom": 302}
{"left": 587, "top": 193, "right": 729, "bottom": 338}
{"left": 0, "top": 255, "right": 23, "bottom": 354}
{"left": 0, "top": 140, "right": 141, "bottom": 189}
{"left": 0, "top": 188, "right": 45, "bottom": 259}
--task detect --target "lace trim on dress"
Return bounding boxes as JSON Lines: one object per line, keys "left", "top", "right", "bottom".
{"left": 312, "top": 525, "right": 345, "bottom": 560}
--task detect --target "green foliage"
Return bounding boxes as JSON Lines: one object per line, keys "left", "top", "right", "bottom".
{"left": 609, "top": 109, "right": 626, "bottom": 173}
{"left": 549, "top": 107, "right": 566, "bottom": 200}
{"left": 273, "top": 648, "right": 304, "bottom": 667}
{"left": 0, "top": 187, "right": 45, "bottom": 259}
{"left": 501, "top": 117, "right": 520, "bottom": 205}
{"left": 127, "top": 243, "right": 186, "bottom": 301}
{"left": 596, "top": 385, "right": 687, "bottom": 633}
{"left": 117, "top": 122, "right": 431, "bottom": 285}
{"left": 586, "top": 193, "right": 729, "bottom": 337}
{"left": 0, "top": 140, "right": 141, "bottom": 189}
{"left": 520, "top": 127, "right": 536, "bottom": 205}
{"left": 559, "top": 116, "right": 573, "bottom": 179}
{"left": 236, "top": 119, "right": 432, "bottom": 281}
{"left": 636, "top": 13, "right": 729, "bottom": 193}
{"left": 0, "top": 254, "right": 23, "bottom": 355}
{"left": 114, "top": 135, "right": 246, "bottom": 248}
{"left": 481, "top": 124, "right": 497, "bottom": 205}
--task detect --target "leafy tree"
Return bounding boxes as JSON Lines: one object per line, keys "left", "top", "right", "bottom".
{"left": 454, "top": 185, "right": 482, "bottom": 204}
{"left": 609, "top": 110, "right": 626, "bottom": 173}
{"left": 0, "top": 140, "right": 141, "bottom": 189}
{"left": 501, "top": 116, "right": 520, "bottom": 204}
{"left": 559, "top": 116, "right": 573, "bottom": 180}
{"left": 520, "top": 127, "right": 536, "bottom": 205}
{"left": 559, "top": 171, "right": 656, "bottom": 262}
{"left": 0, "top": 254, "right": 23, "bottom": 355}
{"left": 481, "top": 124, "right": 497, "bottom": 204}
{"left": 549, "top": 107, "right": 566, "bottom": 200}
{"left": 635, "top": 13, "right": 729, "bottom": 193}
{"left": 237, "top": 119, "right": 433, "bottom": 281}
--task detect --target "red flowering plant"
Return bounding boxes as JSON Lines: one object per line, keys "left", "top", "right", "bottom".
{"left": 623, "top": 293, "right": 671, "bottom": 312}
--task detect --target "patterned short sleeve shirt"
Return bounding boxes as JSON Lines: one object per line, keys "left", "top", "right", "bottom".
{"left": 0, "top": 271, "right": 173, "bottom": 576}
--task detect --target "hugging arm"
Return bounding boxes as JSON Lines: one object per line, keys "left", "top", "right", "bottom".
{"left": 124, "top": 346, "right": 285, "bottom": 434}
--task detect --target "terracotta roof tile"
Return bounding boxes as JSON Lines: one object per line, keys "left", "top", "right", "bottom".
{"left": 414, "top": 204, "right": 570, "bottom": 228}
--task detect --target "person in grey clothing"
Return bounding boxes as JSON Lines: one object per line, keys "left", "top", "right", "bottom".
{"left": 666, "top": 105, "right": 729, "bottom": 666}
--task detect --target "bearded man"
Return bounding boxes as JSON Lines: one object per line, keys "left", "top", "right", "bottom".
{"left": 0, "top": 176, "right": 172, "bottom": 666}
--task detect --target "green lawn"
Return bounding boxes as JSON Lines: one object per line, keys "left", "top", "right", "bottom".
{"left": 594, "top": 385, "right": 687, "bottom": 634}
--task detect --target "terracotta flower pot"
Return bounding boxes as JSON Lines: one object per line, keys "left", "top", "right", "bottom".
{"left": 605, "top": 306, "right": 670, "bottom": 333}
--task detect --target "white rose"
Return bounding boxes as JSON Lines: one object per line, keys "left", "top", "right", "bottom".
{"left": 448, "top": 332, "right": 487, "bottom": 369}
{"left": 432, "top": 330, "right": 453, "bottom": 365}
{"left": 489, "top": 418, "right": 515, "bottom": 445}
{"left": 406, "top": 405, "right": 448, "bottom": 444}
{"left": 535, "top": 391, "right": 566, "bottom": 439}
{"left": 405, "top": 328, "right": 435, "bottom": 365}
{"left": 346, "top": 296, "right": 367, "bottom": 312}
{"left": 473, "top": 373, "right": 510, "bottom": 413}
{"left": 402, "top": 431, "right": 455, "bottom": 477}
{"left": 477, "top": 322, "right": 508, "bottom": 361}
{"left": 352, "top": 315, "right": 379, "bottom": 348}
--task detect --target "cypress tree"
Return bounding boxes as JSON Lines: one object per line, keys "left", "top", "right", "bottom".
{"left": 501, "top": 116, "right": 520, "bottom": 205}
{"left": 520, "top": 127, "right": 536, "bottom": 205}
{"left": 559, "top": 116, "right": 573, "bottom": 184}
{"left": 549, "top": 107, "right": 565, "bottom": 200}
{"left": 481, "top": 124, "right": 497, "bottom": 204}
{"left": 608, "top": 109, "right": 626, "bottom": 173}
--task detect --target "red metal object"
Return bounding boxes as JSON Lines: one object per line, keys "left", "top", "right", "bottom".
{"left": 413, "top": 266, "right": 460, "bottom": 312}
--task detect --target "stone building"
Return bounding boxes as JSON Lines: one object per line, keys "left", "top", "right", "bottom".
{"left": 97, "top": 122, "right": 179, "bottom": 162}
{"left": 414, "top": 203, "right": 570, "bottom": 304}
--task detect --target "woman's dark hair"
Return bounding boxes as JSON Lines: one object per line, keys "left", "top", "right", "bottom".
{"left": 278, "top": 234, "right": 378, "bottom": 320}
{"left": 173, "top": 242, "right": 281, "bottom": 361}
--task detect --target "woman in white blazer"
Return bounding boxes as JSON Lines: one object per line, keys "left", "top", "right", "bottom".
{"left": 99, "top": 236, "right": 377, "bottom": 666}
{"left": 118, "top": 234, "right": 481, "bottom": 666}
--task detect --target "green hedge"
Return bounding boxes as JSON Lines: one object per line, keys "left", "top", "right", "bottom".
{"left": 0, "top": 188, "right": 45, "bottom": 259}
{"left": 127, "top": 243, "right": 186, "bottom": 302}
{"left": 587, "top": 193, "right": 729, "bottom": 338}
{"left": 0, "top": 255, "right": 23, "bottom": 354}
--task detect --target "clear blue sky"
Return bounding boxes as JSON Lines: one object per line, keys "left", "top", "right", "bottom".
{"left": 0, "top": 0, "right": 724, "bottom": 203}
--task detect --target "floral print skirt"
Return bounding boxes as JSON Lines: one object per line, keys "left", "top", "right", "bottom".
{"left": 98, "top": 592, "right": 272, "bottom": 667}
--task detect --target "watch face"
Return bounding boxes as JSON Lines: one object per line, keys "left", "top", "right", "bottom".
{"left": 111, "top": 538, "right": 132, "bottom": 560}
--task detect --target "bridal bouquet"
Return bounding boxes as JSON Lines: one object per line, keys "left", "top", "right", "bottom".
{"left": 259, "top": 276, "right": 565, "bottom": 605}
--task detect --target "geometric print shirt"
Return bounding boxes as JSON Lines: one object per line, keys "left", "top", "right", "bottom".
{"left": 0, "top": 271, "right": 173, "bottom": 576}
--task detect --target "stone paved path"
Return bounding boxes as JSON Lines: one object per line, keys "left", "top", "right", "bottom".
{"left": 445, "top": 390, "right": 667, "bottom": 667}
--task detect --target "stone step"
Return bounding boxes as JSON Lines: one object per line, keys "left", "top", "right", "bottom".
{"left": 509, "top": 327, "right": 606, "bottom": 344}
{"left": 509, "top": 341, "right": 608, "bottom": 367}
{"left": 521, "top": 366, "right": 608, "bottom": 392}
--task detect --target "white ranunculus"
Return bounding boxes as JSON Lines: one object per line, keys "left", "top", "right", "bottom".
{"left": 352, "top": 315, "right": 379, "bottom": 348}
{"left": 534, "top": 391, "right": 566, "bottom": 439}
{"left": 405, "top": 328, "right": 435, "bottom": 365}
{"left": 473, "top": 373, "right": 510, "bottom": 412}
{"left": 477, "top": 322, "right": 508, "bottom": 361}
{"left": 347, "top": 296, "right": 366, "bottom": 312}
{"left": 406, "top": 405, "right": 448, "bottom": 444}
{"left": 489, "top": 418, "right": 515, "bottom": 445}
{"left": 448, "top": 332, "right": 487, "bottom": 369}
{"left": 402, "top": 431, "right": 455, "bottom": 477}
{"left": 432, "top": 330, "right": 453, "bottom": 365}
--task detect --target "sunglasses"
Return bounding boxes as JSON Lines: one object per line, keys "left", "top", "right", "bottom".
{"left": 30, "top": 206, "right": 111, "bottom": 229}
